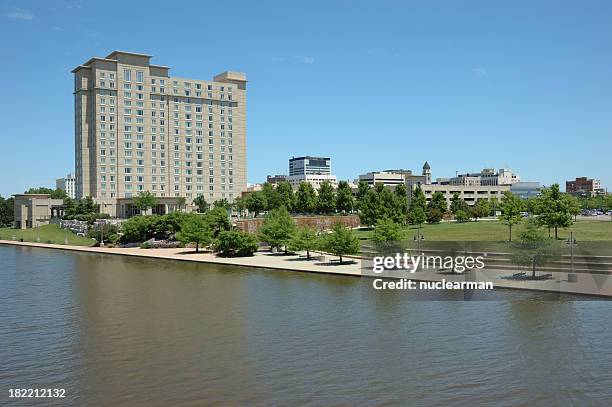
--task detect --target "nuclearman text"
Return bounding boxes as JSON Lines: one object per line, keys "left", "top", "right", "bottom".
{"left": 373, "top": 279, "right": 494, "bottom": 290}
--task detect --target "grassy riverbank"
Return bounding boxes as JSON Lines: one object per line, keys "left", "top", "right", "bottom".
{"left": 0, "top": 224, "right": 96, "bottom": 246}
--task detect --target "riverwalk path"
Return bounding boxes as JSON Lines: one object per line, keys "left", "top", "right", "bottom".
{"left": 2, "top": 240, "right": 612, "bottom": 298}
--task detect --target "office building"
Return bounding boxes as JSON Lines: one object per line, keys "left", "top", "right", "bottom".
{"left": 56, "top": 173, "right": 76, "bottom": 199}
{"left": 566, "top": 177, "right": 604, "bottom": 197}
{"left": 288, "top": 156, "right": 337, "bottom": 189}
{"left": 72, "top": 51, "right": 247, "bottom": 217}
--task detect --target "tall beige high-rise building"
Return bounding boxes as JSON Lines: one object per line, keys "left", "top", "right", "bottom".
{"left": 72, "top": 51, "right": 247, "bottom": 217}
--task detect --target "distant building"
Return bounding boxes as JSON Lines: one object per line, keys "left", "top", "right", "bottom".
{"left": 420, "top": 185, "right": 510, "bottom": 208}
{"left": 56, "top": 173, "right": 76, "bottom": 199}
{"left": 566, "top": 177, "right": 604, "bottom": 197}
{"left": 510, "top": 182, "right": 542, "bottom": 199}
{"left": 358, "top": 170, "right": 412, "bottom": 187}
{"left": 287, "top": 156, "right": 337, "bottom": 190}
{"left": 241, "top": 183, "right": 262, "bottom": 196}
{"left": 266, "top": 174, "right": 288, "bottom": 185}
{"left": 13, "top": 194, "right": 65, "bottom": 229}
{"left": 450, "top": 168, "right": 520, "bottom": 187}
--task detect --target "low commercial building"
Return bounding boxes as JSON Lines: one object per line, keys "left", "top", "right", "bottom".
{"left": 566, "top": 177, "right": 604, "bottom": 197}
{"left": 420, "top": 184, "right": 510, "bottom": 207}
{"left": 13, "top": 194, "right": 65, "bottom": 229}
{"left": 288, "top": 174, "right": 338, "bottom": 190}
{"left": 358, "top": 170, "right": 409, "bottom": 187}
{"left": 449, "top": 168, "right": 520, "bottom": 186}
{"left": 266, "top": 175, "right": 288, "bottom": 185}
{"left": 56, "top": 173, "right": 76, "bottom": 199}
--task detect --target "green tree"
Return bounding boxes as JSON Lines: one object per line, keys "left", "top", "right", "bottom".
{"left": 499, "top": 191, "right": 523, "bottom": 241}
{"left": 537, "top": 184, "right": 573, "bottom": 239}
{"left": 321, "top": 223, "right": 360, "bottom": 263}
{"left": 295, "top": 182, "right": 318, "bottom": 214}
{"left": 0, "top": 196, "right": 14, "bottom": 227}
{"left": 258, "top": 206, "right": 296, "bottom": 253}
{"left": 193, "top": 195, "right": 209, "bottom": 213}
{"left": 471, "top": 199, "right": 491, "bottom": 221}
{"left": 76, "top": 196, "right": 98, "bottom": 215}
{"left": 355, "top": 181, "right": 370, "bottom": 210}
{"left": 372, "top": 218, "right": 405, "bottom": 254}
{"left": 317, "top": 180, "right": 336, "bottom": 214}
{"left": 408, "top": 185, "right": 427, "bottom": 224}
{"left": 213, "top": 198, "right": 231, "bottom": 209}
{"left": 232, "top": 197, "right": 247, "bottom": 218}
{"left": 454, "top": 210, "right": 470, "bottom": 223}
{"left": 177, "top": 214, "right": 212, "bottom": 252}
{"left": 358, "top": 187, "right": 379, "bottom": 227}
{"left": 407, "top": 206, "right": 427, "bottom": 225}
{"left": 393, "top": 184, "right": 409, "bottom": 218}
{"left": 428, "top": 191, "right": 447, "bottom": 214}
{"left": 276, "top": 181, "right": 296, "bottom": 213}
{"left": 134, "top": 191, "right": 157, "bottom": 213}
{"left": 450, "top": 192, "right": 468, "bottom": 215}
{"left": 261, "top": 183, "right": 282, "bottom": 211}
{"left": 511, "top": 220, "right": 554, "bottom": 278}
{"left": 245, "top": 191, "right": 266, "bottom": 217}
{"left": 204, "top": 206, "right": 232, "bottom": 238}
{"left": 214, "top": 230, "right": 258, "bottom": 257}
{"left": 336, "top": 180, "right": 355, "bottom": 214}
{"left": 565, "top": 194, "right": 581, "bottom": 221}
{"left": 288, "top": 226, "right": 320, "bottom": 260}
{"left": 426, "top": 207, "right": 443, "bottom": 224}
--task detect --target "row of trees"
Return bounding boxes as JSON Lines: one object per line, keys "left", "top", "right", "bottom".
{"left": 239, "top": 180, "right": 355, "bottom": 217}
{"left": 258, "top": 206, "right": 360, "bottom": 263}
{"left": 117, "top": 203, "right": 361, "bottom": 262}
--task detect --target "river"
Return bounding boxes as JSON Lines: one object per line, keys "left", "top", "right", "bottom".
{"left": 1, "top": 245, "right": 612, "bottom": 406}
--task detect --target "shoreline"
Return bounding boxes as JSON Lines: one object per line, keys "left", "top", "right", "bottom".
{"left": 2, "top": 240, "right": 612, "bottom": 298}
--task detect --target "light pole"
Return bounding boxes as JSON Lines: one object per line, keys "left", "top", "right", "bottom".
{"left": 414, "top": 224, "right": 425, "bottom": 253}
{"left": 566, "top": 231, "right": 577, "bottom": 282}
{"left": 100, "top": 222, "right": 105, "bottom": 247}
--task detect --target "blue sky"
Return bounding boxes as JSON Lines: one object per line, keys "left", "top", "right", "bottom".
{"left": 1, "top": 0, "right": 611, "bottom": 197}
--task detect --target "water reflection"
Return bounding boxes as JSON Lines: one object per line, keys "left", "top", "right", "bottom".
{"left": 1, "top": 245, "right": 612, "bottom": 406}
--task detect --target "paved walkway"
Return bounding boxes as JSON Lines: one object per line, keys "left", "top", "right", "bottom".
{"left": 2, "top": 240, "right": 612, "bottom": 298}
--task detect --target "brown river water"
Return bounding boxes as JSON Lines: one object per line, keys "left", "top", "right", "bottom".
{"left": 1, "top": 245, "right": 612, "bottom": 406}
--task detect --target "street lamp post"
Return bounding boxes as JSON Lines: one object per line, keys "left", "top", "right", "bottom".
{"left": 414, "top": 224, "right": 425, "bottom": 253}
{"left": 100, "top": 222, "right": 105, "bottom": 247}
{"left": 567, "top": 231, "right": 577, "bottom": 282}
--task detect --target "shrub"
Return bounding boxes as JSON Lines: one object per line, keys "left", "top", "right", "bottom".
{"left": 120, "top": 215, "right": 161, "bottom": 243}
{"left": 427, "top": 208, "right": 443, "bottom": 224}
{"left": 214, "top": 230, "right": 258, "bottom": 257}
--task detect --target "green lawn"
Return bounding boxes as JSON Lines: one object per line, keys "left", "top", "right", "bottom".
{"left": 0, "top": 224, "right": 96, "bottom": 246}
{"left": 355, "top": 219, "right": 612, "bottom": 242}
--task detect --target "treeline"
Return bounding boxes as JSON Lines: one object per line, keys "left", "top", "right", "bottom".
{"left": 235, "top": 180, "right": 355, "bottom": 217}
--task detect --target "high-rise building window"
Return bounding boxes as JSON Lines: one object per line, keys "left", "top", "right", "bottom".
{"left": 136, "top": 71, "right": 144, "bottom": 83}
{"left": 124, "top": 69, "right": 131, "bottom": 82}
